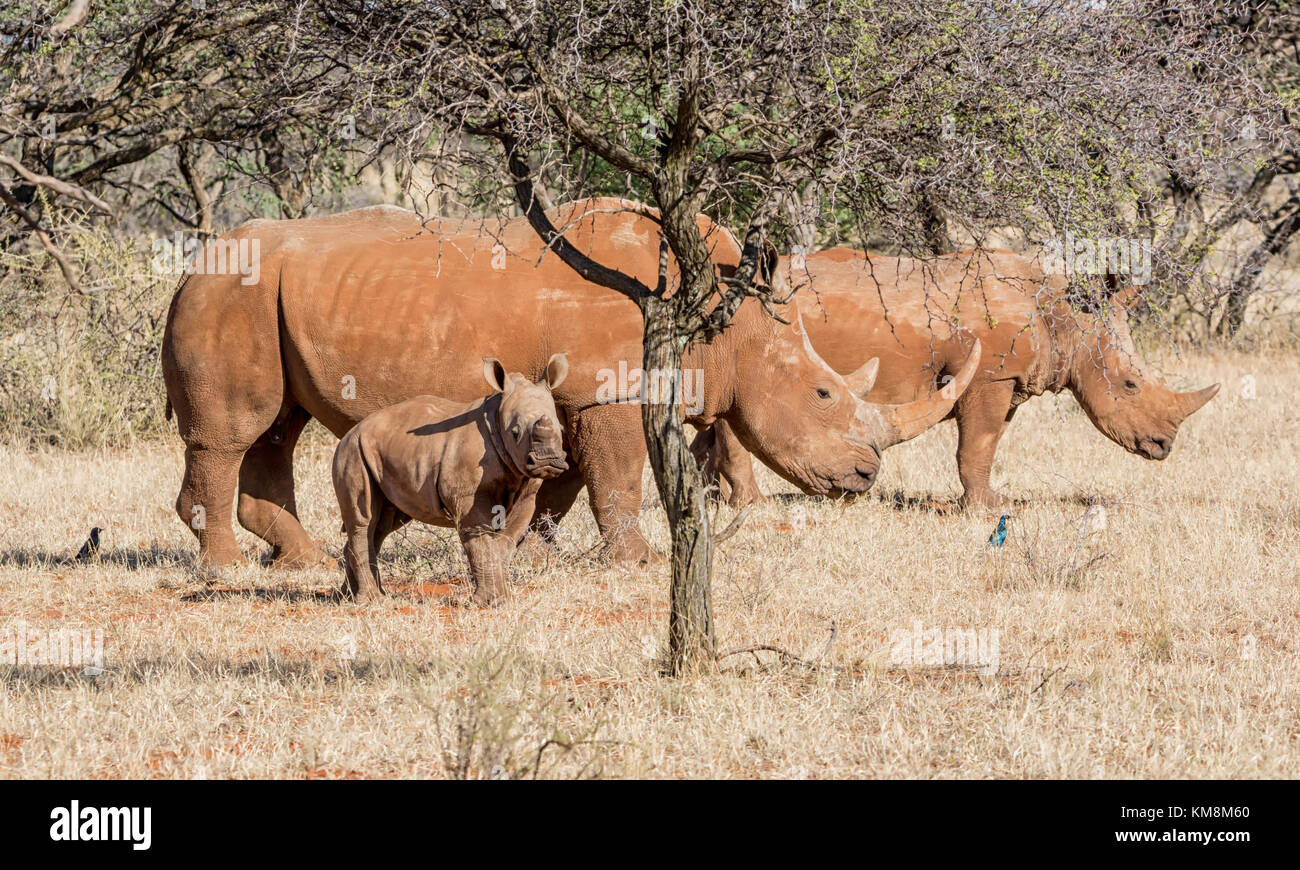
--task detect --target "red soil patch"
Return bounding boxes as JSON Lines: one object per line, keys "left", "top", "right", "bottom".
{"left": 303, "top": 767, "right": 367, "bottom": 780}
{"left": 145, "top": 750, "right": 182, "bottom": 771}
{"left": 144, "top": 732, "right": 294, "bottom": 774}
{"left": 404, "top": 579, "right": 465, "bottom": 598}
{"left": 0, "top": 734, "right": 24, "bottom": 751}
{"left": 277, "top": 646, "right": 327, "bottom": 661}
{"left": 761, "top": 521, "right": 817, "bottom": 532}
{"left": 544, "top": 674, "right": 626, "bottom": 705}
{"left": 544, "top": 674, "right": 624, "bottom": 689}
{"left": 563, "top": 608, "right": 655, "bottom": 626}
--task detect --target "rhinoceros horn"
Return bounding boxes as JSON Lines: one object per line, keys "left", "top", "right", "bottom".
{"left": 796, "top": 311, "right": 879, "bottom": 399}
{"left": 878, "top": 338, "right": 983, "bottom": 446}
{"left": 1175, "top": 383, "right": 1220, "bottom": 420}
{"left": 845, "top": 357, "right": 880, "bottom": 398}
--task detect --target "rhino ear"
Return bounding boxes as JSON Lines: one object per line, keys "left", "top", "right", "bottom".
{"left": 482, "top": 357, "right": 509, "bottom": 394}
{"left": 845, "top": 357, "right": 880, "bottom": 399}
{"left": 757, "top": 239, "right": 790, "bottom": 295}
{"left": 543, "top": 353, "right": 569, "bottom": 391}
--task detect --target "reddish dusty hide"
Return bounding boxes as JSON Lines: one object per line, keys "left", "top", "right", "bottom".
{"left": 332, "top": 356, "right": 569, "bottom": 604}
{"left": 162, "top": 199, "right": 979, "bottom": 569}
{"left": 697, "top": 248, "right": 1219, "bottom": 509}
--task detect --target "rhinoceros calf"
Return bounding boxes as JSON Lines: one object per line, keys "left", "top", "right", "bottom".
{"left": 333, "top": 355, "right": 569, "bottom": 604}
{"left": 697, "top": 248, "right": 1219, "bottom": 509}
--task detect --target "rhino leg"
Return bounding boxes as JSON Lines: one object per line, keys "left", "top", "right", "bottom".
{"left": 688, "top": 425, "right": 721, "bottom": 490}
{"left": 462, "top": 532, "right": 511, "bottom": 606}
{"left": 341, "top": 527, "right": 384, "bottom": 600}
{"left": 236, "top": 406, "right": 331, "bottom": 569}
{"left": 370, "top": 502, "right": 411, "bottom": 560}
{"left": 955, "top": 379, "right": 1017, "bottom": 510}
{"left": 334, "top": 441, "right": 385, "bottom": 601}
{"left": 176, "top": 445, "right": 249, "bottom": 569}
{"left": 571, "top": 404, "right": 661, "bottom": 565}
{"left": 529, "top": 464, "right": 586, "bottom": 541}
{"left": 518, "top": 475, "right": 579, "bottom": 565}
{"left": 697, "top": 420, "right": 768, "bottom": 508}
{"left": 164, "top": 272, "right": 285, "bottom": 569}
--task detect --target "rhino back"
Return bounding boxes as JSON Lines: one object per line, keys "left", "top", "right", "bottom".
{"left": 795, "top": 249, "right": 1056, "bottom": 403}
{"left": 162, "top": 206, "right": 431, "bottom": 433}
{"left": 274, "top": 202, "right": 675, "bottom": 436}
{"left": 167, "top": 199, "right": 748, "bottom": 441}
{"left": 351, "top": 393, "right": 494, "bottom": 526}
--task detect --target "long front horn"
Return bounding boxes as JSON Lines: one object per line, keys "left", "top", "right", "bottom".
{"left": 1176, "top": 383, "right": 1220, "bottom": 419}
{"left": 877, "top": 339, "right": 982, "bottom": 446}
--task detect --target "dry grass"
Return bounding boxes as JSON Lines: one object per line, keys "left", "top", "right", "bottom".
{"left": 1, "top": 346, "right": 1297, "bottom": 779}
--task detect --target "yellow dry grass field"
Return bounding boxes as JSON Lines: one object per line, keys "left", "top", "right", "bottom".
{"left": 1, "top": 346, "right": 1296, "bottom": 779}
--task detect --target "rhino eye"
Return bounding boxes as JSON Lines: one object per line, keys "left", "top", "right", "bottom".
{"left": 510, "top": 424, "right": 522, "bottom": 439}
{"left": 816, "top": 388, "right": 832, "bottom": 400}
{"left": 1124, "top": 380, "right": 1137, "bottom": 391}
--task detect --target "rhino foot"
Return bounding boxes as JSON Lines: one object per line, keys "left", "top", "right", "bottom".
{"left": 188, "top": 559, "right": 245, "bottom": 586}
{"left": 191, "top": 547, "right": 251, "bottom": 579}
{"left": 602, "top": 541, "right": 666, "bottom": 567}
{"left": 338, "top": 584, "right": 384, "bottom": 603}
{"left": 727, "top": 485, "right": 770, "bottom": 509}
{"left": 269, "top": 544, "right": 336, "bottom": 570}
{"left": 958, "top": 489, "right": 1012, "bottom": 511}
{"left": 471, "top": 589, "right": 506, "bottom": 607}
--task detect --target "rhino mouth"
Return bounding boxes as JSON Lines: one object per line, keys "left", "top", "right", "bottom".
{"left": 833, "top": 465, "right": 877, "bottom": 494}
{"left": 1135, "top": 436, "right": 1173, "bottom": 460}
{"left": 525, "top": 451, "right": 569, "bottom": 478}
{"left": 802, "top": 464, "right": 878, "bottom": 497}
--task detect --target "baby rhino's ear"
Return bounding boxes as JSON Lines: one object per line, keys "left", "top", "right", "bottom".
{"left": 543, "top": 353, "right": 569, "bottom": 391}
{"left": 482, "top": 357, "right": 509, "bottom": 394}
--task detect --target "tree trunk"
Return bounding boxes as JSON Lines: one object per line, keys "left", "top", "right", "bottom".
{"left": 918, "top": 193, "right": 951, "bottom": 255}
{"left": 1216, "top": 277, "right": 1255, "bottom": 337}
{"left": 639, "top": 294, "right": 715, "bottom": 675}
{"left": 1216, "top": 202, "right": 1300, "bottom": 337}
{"left": 178, "top": 142, "right": 214, "bottom": 235}
{"left": 785, "top": 184, "right": 818, "bottom": 255}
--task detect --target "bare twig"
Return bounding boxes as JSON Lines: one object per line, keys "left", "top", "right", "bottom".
{"left": 711, "top": 506, "right": 751, "bottom": 545}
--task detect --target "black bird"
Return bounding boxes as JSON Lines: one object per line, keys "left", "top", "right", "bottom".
{"left": 76, "top": 527, "right": 102, "bottom": 561}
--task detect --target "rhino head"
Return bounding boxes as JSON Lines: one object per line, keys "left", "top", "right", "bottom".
{"left": 483, "top": 353, "right": 570, "bottom": 478}
{"left": 1065, "top": 288, "right": 1219, "bottom": 460}
{"left": 718, "top": 297, "right": 982, "bottom": 497}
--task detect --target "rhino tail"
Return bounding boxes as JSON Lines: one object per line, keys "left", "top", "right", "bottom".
{"left": 161, "top": 273, "right": 191, "bottom": 426}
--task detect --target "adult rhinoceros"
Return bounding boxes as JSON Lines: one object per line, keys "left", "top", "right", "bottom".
{"left": 162, "top": 200, "right": 981, "bottom": 567}
{"left": 695, "top": 248, "right": 1219, "bottom": 509}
